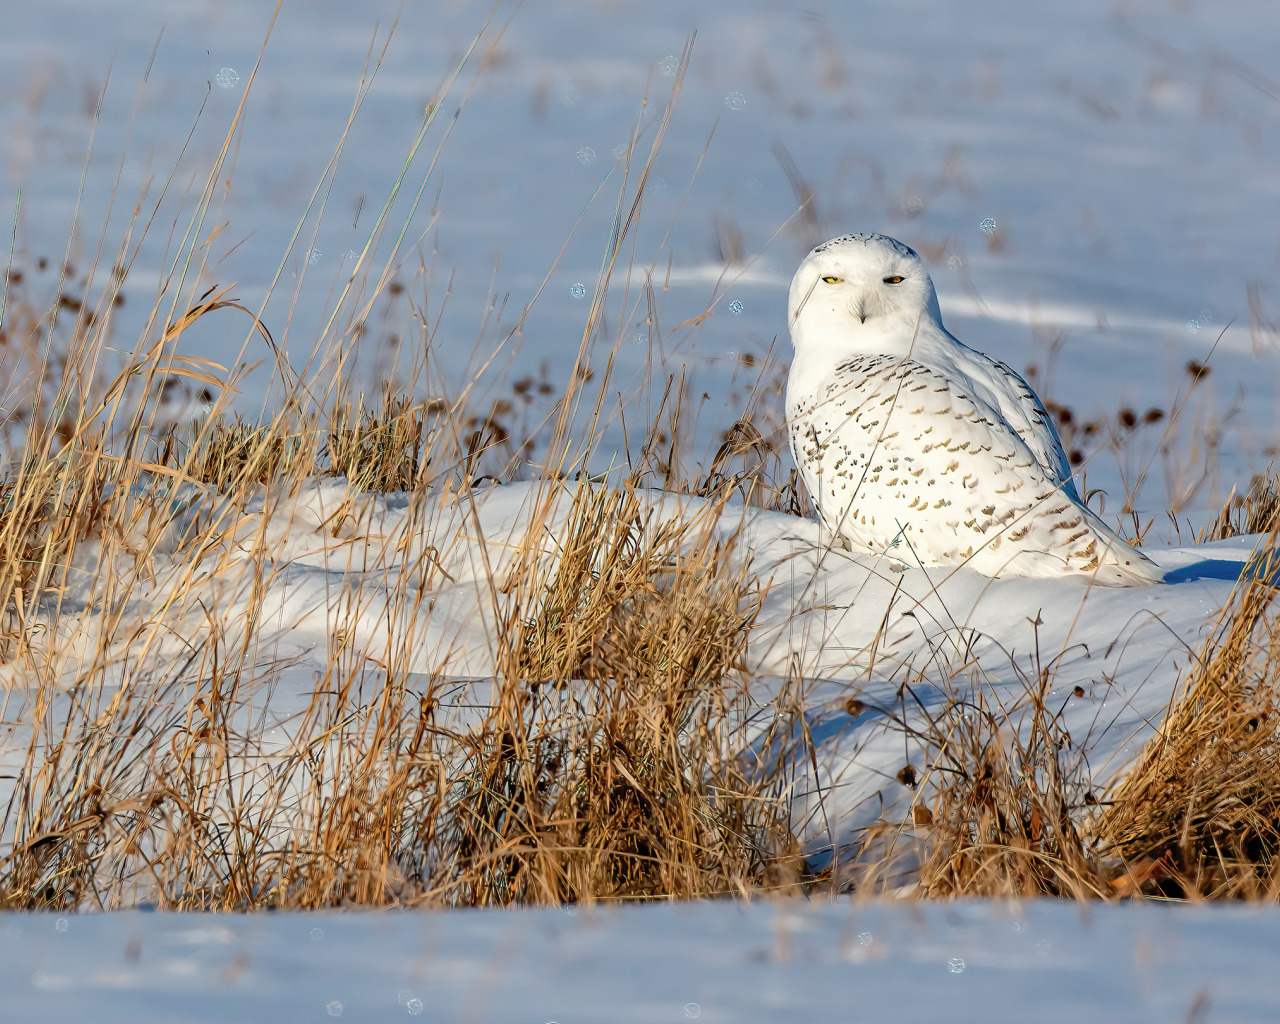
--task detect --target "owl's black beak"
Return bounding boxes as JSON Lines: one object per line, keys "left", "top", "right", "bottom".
{"left": 854, "top": 298, "right": 869, "bottom": 323}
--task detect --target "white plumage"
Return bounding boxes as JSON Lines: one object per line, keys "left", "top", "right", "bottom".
{"left": 785, "top": 233, "right": 1162, "bottom": 585}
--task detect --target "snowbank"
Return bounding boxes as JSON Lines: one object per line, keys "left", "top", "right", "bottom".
{"left": 5, "top": 476, "right": 1258, "bottom": 860}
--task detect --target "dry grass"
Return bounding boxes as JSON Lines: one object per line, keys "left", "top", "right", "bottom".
{"left": 0, "top": 446, "right": 108, "bottom": 631}
{"left": 445, "top": 482, "right": 792, "bottom": 905}
{"left": 894, "top": 516, "right": 1280, "bottom": 903}
{"left": 0, "top": 473, "right": 792, "bottom": 910}
{"left": 1091, "top": 542, "right": 1280, "bottom": 899}
{"left": 913, "top": 666, "right": 1107, "bottom": 900}
{"left": 1, "top": 22, "right": 1279, "bottom": 915}
{"left": 325, "top": 391, "right": 429, "bottom": 493}
{"left": 0, "top": 275, "right": 804, "bottom": 909}
{"left": 1201, "top": 474, "right": 1280, "bottom": 542}
{"left": 185, "top": 417, "right": 314, "bottom": 487}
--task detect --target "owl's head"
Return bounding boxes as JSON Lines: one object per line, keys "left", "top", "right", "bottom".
{"left": 788, "top": 233, "right": 943, "bottom": 350}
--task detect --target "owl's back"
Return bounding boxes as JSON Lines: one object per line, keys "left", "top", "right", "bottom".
{"left": 786, "top": 351, "right": 1162, "bottom": 585}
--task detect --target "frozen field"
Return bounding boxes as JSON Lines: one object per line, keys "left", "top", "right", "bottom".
{"left": 3, "top": 0, "right": 1280, "bottom": 1020}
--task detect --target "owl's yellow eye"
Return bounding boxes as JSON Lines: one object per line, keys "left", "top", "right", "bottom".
{"left": 821, "top": 275, "right": 843, "bottom": 284}
{"left": 883, "top": 275, "right": 905, "bottom": 284}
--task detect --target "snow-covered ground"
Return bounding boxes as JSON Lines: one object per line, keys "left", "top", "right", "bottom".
{"left": 0, "top": 475, "right": 1255, "bottom": 858}
{"left": 6, "top": 898, "right": 1280, "bottom": 1023}
{"left": 3, "top": 0, "right": 1280, "bottom": 1020}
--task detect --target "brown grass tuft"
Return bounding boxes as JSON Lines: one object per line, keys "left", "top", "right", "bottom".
{"left": 0, "top": 477, "right": 792, "bottom": 910}
{"left": 0, "top": 444, "right": 112, "bottom": 659}
{"left": 186, "top": 417, "right": 315, "bottom": 488}
{"left": 1201, "top": 474, "right": 1280, "bottom": 542}
{"left": 442, "top": 482, "right": 791, "bottom": 904}
{"left": 913, "top": 666, "right": 1107, "bottom": 900}
{"left": 1093, "top": 548, "right": 1280, "bottom": 899}
{"left": 326, "top": 390, "right": 430, "bottom": 493}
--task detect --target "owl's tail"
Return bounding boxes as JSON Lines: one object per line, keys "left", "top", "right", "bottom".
{"left": 1080, "top": 506, "right": 1165, "bottom": 587}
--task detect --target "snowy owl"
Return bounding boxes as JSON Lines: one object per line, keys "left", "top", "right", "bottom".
{"left": 785, "top": 233, "right": 1162, "bottom": 585}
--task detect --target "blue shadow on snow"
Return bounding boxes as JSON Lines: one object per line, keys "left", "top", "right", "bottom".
{"left": 1162, "top": 550, "right": 1280, "bottom": 585}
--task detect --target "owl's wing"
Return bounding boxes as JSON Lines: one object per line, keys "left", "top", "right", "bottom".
{"left": 810, "top": 352, "right": 1061, "bottom": 516}
{"left": 949, "top": 343, "right": 1075, "bottom": 494}
{"left": 798, "top": 354, "right": 1160, "bottom": 584}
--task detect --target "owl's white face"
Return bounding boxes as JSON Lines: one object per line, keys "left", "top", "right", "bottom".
{"left": 788, "top": 234, "right": 943, "bottom": 353}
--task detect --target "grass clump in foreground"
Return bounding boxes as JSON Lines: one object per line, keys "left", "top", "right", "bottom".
{"left": 904, "top": 505, "right": 1280, "bottom": 901}
{"left": 1094, "top": 543, "right": 1280, "bottom": 899}
{"left": 0, "top": 469, "right": 794, "bottom": 910}
{"left": 450, "top": 483, "right": 791, "bottom": 905}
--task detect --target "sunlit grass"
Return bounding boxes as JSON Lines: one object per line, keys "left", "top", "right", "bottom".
{"left": 0, "top": 19, "right": 1276, "bottom": 912}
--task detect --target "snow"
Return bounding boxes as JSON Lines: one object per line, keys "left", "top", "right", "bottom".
{"left": 3, "top": 0, "right": 1280, "bottom": 1019}
{"left": 5, "top": 898, "right": 1280, "bottom": 1023}
{"left": 0, "top": 476, "right": 1256, "bottom": 857}
{"left": 3, "top": 0, "right": 1280, "bottom": 516}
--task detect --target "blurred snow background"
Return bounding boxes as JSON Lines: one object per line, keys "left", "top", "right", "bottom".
{"left": 3, "top": 0, "right": 1280, "bottom": 518}
{"left": 6, "top": 898, "right": 1280, "bottom": 1023}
